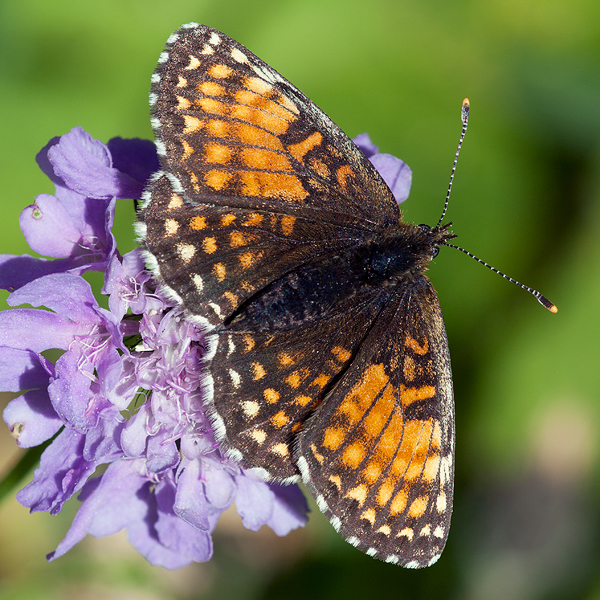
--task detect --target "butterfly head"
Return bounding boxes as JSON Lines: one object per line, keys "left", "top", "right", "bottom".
{"left": 418, "top": 221, "right": 457, "bottom": 260}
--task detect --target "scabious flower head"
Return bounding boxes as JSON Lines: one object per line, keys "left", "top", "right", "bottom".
{"left": 0, "top": 127, "right": 411, "bottom": 568}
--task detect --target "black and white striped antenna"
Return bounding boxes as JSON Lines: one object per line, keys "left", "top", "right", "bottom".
{"left": 438, "top": 98, "right": 557, "bottom": 313}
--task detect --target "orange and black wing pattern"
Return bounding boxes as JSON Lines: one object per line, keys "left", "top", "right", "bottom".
{"left": 139, "top": 23, "right": 400, "bottom": 328}
{"left": 138, "top": 23, "right": 455, "bottom": 568}
{"left": 297, "top": 276, "right": 454, "bottom": 568}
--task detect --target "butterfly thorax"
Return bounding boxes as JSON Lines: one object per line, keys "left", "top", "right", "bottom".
{"left": 226, "top": 222, "right": 455, "bottom": 333}
{"left": 359, "top": 222, "right": 456, "bottom": 284}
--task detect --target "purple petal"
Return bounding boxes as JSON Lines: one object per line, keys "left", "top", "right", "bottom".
{"left": 0, "top": 254, "right": 77, "bottom": 292}
{"left": 3, "top": 389, "right": 62, "bottom": 447}
{"left": 0, "top": 347, "right": 49, "bottom": 392}
{"left": 0, "top": 308, "right": 79, "bottom": 352}
{"left": 82, "top": 405, "right": 125, "bottom": 464}
{"left": 146, "top": 428, "right": 180, "bottom": 474}
{"left": 108, "top": 357, "right": 139, "bottom": 410}
{"left": 96, "top": 345, "right": 126, "bottom": 399}
{"left": 19, "top": 194, "right": 82, "bottom": 258}
{"left": 7, "top": 273, "right": 101, "bottom": 324}
{"left": 203, "top": 464, "right": 236, "bottom": 510}
{"left": 48, "top": 351, "right": 95, "bottom": 431}
{"left": 107, "top": 138, "right": 160, "bottom": 193}
{"left": 48, "top": 459, "right": 149, "bottom": 561}
{"left": 369, "top": 153, "right": 412, "bottom": 203}
{"left": 267, "top": 484, "right": 310, "bottom": 535}
{"left": 353, "top": 132, "right": 379, "bottom": 157}
{"left": 174, "top": 458, "right": 211, "bottom": 531}
{"left": 121, "top": 405, "right": 150, "bottom": 457}
{"left": 48, "top": 127, "right": 143, "bottom": 201}
{"left": 235, "top": 474, "right": 274, "bottom": 531}
{"left": 155, "top": 480, "right": 213, "bottom": 563}
{"left": 51, "top": 463, "right": 201, "bottom": 569}
{"left": 17, "top": 427, "right": 96, "bottom": 514}
{"left": 103, "top": 251, "right": 149, "bottom": 320}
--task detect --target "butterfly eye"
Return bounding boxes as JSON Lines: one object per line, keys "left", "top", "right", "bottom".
{"left": 432, "top": 246, "right": 440, "bottom": 259}
{"left": 418, "top": 224, "right": 431, "bottom": 233}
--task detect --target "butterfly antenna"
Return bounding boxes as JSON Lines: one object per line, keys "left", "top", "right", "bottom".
{"left": 436, "top": 98, "right": 470, "bottom": 230}
{"left": 443, "top": 242, "right": 558, "bottom": 313}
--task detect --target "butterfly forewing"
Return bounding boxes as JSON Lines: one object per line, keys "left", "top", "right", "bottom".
{"left": 142, "top": 172, "right": 374, "bottom": 325}
{"left": 141, "top": 24, "right": 403, "bottom": 326}
{"left": 149, "top": 24, "right": 399, "bottom": 228}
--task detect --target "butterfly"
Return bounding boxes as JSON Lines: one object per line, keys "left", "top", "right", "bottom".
{"left": 138, "top": 23, "right": 457, "bottom": 568}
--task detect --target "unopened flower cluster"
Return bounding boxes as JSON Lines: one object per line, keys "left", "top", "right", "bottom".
{"left": 0, "top": 127, "right": 411, "bottom": 568}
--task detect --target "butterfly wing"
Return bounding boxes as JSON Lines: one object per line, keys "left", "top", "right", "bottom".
{"left": 296, "top": 275, "right": 454, "bottom": 568}
{"left": 139, "top": 23, "right": 401, "bottom": 326}
{"left": 208, "top": 255, "right": 390, "bottom": 481}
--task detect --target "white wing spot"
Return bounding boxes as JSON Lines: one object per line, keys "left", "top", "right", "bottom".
{"left": 192, "top": 273, "right": 203, "bottom": 292}
{"left": 241, "top": 400, "right": 260, "bottom": 417}
{"left": 231, "top": 47, "right": 248, "bottom": 63}
{"left": 229, "top": 369, "right": 241, "bottom": 388}
{"left": 433, "top": 525, "right": 445, "bottom": 538}
{"left": 177, "top": 243, "right": 196, "bottom": 262}
{"left": 405, "top": 560, "right": 421, "bottom": 569}
{"left": 419, "top": 524, "right": 432, "bottom": 537}
{"left": 250, "top": 428, "right": 267, "bottom": 444}
{"left": 226, "top": 336, "right": 235, "bottom": 356}
{"left": 208, "top": 302, "right": 222, "bottom": 317}
{"left": 385, "top": 554, "right": 400, "bottom": 565}
{"left": 164, "top": 218, "right": 179, "bottom": 236}
{"left": 366, "top": 548, "right": 378, "bottom": 557}
{"left": 185, "top": 55, "right": 201, "bottom": 70}
{"left": 209, "top": 31, "right": 221, "bottom": 45}
{"left": 157, "top": 51, "right": 169, "bottom": 64}
{"left": 330, "top": 516, "right": 341, "bottom": 532}
{"left": 436, "top": 492, "right": 447, "bottom": 513}
{"left": 346, "top": 536, "right": 360, "bottom": 547}
{"left": 270, "top": 443, "right": 290, "bottom": 457}
{"left": 201, "top": 44, "right": 214, "bottom": 56}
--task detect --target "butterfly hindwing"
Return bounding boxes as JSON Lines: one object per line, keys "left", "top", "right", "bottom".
{"left": 296, "top": 276, "right": 454, "bottom": 568}
{"left": 207, "top": 256, "right": 390, "bottom": 481}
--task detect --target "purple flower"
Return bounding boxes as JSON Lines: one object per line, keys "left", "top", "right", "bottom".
{"left": 1, "top": 127, "right": 411, "bottom": 569}
{"left": 1, "top": 128, "right": 309, "bottom": 568}
{"left": 354, "top": 133, "right": 412, "bottom": 203}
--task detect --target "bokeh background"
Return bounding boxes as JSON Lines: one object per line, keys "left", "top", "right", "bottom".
{"left": 1, "top": 0, "right": 599, "bottom": 598}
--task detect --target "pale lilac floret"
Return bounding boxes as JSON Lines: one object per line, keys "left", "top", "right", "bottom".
{"left": 1, "top": 126, "right": 410, "bottom": 568}
{"left": 353, "top": 132, "right": 413, "bottom": 203}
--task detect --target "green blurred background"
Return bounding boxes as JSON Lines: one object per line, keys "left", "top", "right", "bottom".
{"left": 1, "top": 0, "right": 599, "bottom": 598}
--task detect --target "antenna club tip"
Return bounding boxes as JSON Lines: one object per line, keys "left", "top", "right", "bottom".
{"left": 461, "top": 98, "right": 470, "bottom": 124}
{"left": 538, "top": 295, "right": 558, "bottom": 313}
